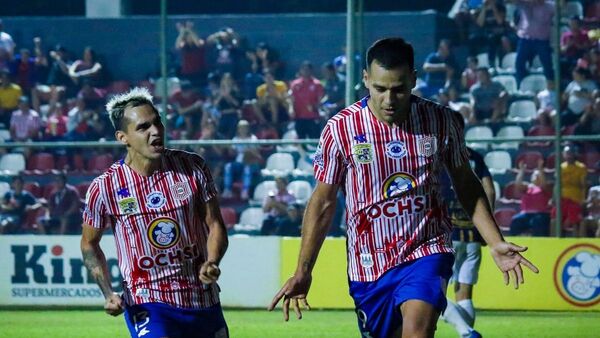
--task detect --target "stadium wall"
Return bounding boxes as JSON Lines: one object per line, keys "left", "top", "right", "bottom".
{"left": 3, "top": 11, "right": 447, "bottom": 81}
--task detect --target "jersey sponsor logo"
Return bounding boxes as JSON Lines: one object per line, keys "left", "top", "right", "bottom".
{"left": 117, "top": 187, "right": 131, "bottom": 198}
{"left": 171, "top": 182, "right": 191, "bottom": 200}
{"left": 553, "top": 243, "right": 600, "bottom": 307}
{"left": 360, "top": 253, "right": 374, "bottom": 268}
{"left": 385, "top": 141, "right": 407, "bottom": 159}
{"left": 146, "top": 191, "right": 166, "bottom": 209}
{"left": 135, "top": 288, "right": 150, "bottom": 298}
{"left": 382, "top": 172, "right": 417, "bottom": 199}
{"left": 147, "top": 217, "right": 181, "bottom": 250}
{"left": 417, "top": 135, "right": 437, "bottom": 157}
{"left": 118, "top": 197, "right": 140, "bottom": 215}
{"left": 137, "top": 243, "right": 201, "bottom": 270}
{"left": 353, "top": 134, "right": 368, "bottom": 143}
{"left": 367, "top": 195, "right": 430, "bottom": 220}
{"left": 352, "top": 143, "right": 374, "bottom": 164}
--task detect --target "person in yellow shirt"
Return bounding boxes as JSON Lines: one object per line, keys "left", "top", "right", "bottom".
{"left": 552, "top": 145, "right": 587, "bottom": 235}
{"left": 254, "top": 69, "right": 289, "bottom": 132}
{"left": 0, "top": 68, "right": 22, "bottom": 127}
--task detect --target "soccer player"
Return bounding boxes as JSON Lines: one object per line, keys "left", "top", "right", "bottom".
{"left": 440, "top": 147, "right": 495, "bottom": 338}
{"left": 81, "top": 87, "right": 229, "bottom": 338}
{"left": 268, "top": 38, "right": 538, "bottom": 338}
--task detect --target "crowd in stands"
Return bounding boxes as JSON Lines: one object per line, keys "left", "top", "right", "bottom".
{"left": 0, "top": 1, "right": 598, "bottom": 238}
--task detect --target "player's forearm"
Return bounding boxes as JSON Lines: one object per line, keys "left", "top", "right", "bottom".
{"left": 81, "top": 241, "right": 114, "bottom": 299}
{"left": 205, "top": 223, "right": 228, "bottom": 265}
{"left": 295, "top": 194, "right": 337, "bottom": 276}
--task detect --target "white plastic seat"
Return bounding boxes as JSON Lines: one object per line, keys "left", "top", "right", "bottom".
{"left": 562, "top": 2, "right": 583, "bottom": 23}
{"left": 250, "top": 180, "right": 277, "bottom": 206}
{"left": 293, "top": 155, "right": 315, "bottom": 177}
{"left": 276, "top": 129, "right": 299, "bottom": 153}
{"left": 465, "top": 126, "right": 493, "bottom": 151}
{"left": 233, "top": 207, "right": 265, "bottom": 233}
{"left": 492, "top": 126, "right": 524, "bottom": 150}
{"left": 0, "top": 129, "right": 10, "bottom": 142}
{"left": 499, "top": 52, "right": 516, "bottom": 73}
{"left": 477, "top": 53, "right": 490, "bottom": 68}
{"left": 519, "top": 74, "right": 547, "bottom": 94}
{"left": 492, "top": 75, "right": 517, "bottom": 94}
{"left": 507, "top": 100, "right": 537, "bottom": 122}
{"left": 0, "top": 153, "right": 26, "bottom": 175}
{"left": 493, "top": 180, "right": 501, "bottom": 201}
{"left": 260, "top": 152, "right": 295, "bottom": 177}
{"left": 484, "top": 151, "right": 513, "bottom": 174}
{"left": 287, "top": 180, "right": 313, "bottom": 204}
{"left": 0, "top": 181, "right": 9, "bottom": 197}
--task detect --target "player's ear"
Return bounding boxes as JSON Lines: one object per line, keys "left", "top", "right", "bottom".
{"left": 362, "top": 69, "right": 369, "bottom": 87}
{"left": 410, "top": 69, "right": 417, "bottom": 89}
{"left": 115, "top": 130, "right": 128, "bottom": 146}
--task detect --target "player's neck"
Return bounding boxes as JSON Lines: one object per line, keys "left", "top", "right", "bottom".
{"left": 124, "top": 153, "right": 161, "bottom": 177}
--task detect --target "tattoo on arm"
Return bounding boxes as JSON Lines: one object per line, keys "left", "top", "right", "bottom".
{"left": 82, "top": 246, "right": 113, "bottom": 298}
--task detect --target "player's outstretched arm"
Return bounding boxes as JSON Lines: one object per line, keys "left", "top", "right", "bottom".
{"left": 200, "top": 197, "right": 229, "bottom": 284}
{"left": 81, "top": 223, "right": 123, "bottom": 316}
{"left": 268, "top": 181, "right": 339, "bottom": 321}
{"left": 448, "top": 162, "right": 539, "bottom": 288}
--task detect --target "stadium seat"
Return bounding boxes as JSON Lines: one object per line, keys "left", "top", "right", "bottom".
{"left": 494, "top": 208, "right": 518, "bottom": 232}
{"left": 0, "top": 129, "right": 10, "bottom": 142}
{"left": 293, "top": 155, "right": 314, "bottom": 178}
{"left": 26, "top": 152, "right": 55, "bottom": 173}
{"left": 519, "top": 74, "right": 547, "bottom": 95}
{"left": 87, "top": 154, "right": 114, "bottom": 173}
{"left": 526, "top": 125, "right": 554, "bottom": 147}
{"left": 24, "top": 181, "right": 42, "bottom": 198}
{"left": 0, "top": 153, "right": 26, "bottom": 175}
{"left": 261, "top": 152, "right": 295, "bottom": 177}
{"left": 484, "top": 150, "right": 512, "bottom": 174}
{"left": 562, "top": 1, "right": 583, "bottom": 23}
{"left": 220, "top": 207, "right": 237, "bottom": 229}
{"left": 493, "top": 180, "right": 500, "bottom": 201}
{"left": 515, "top": 150, "right": 544, "bottom": 170}
{"left": 276, "top": 129, "right": 299, "bottom": 153}
{"left": 0, "top": 181, "right": 10, "bottom": 198}
{"left": 287, "top": 180, "right": 313, "bottom": 204}
{"left": 250, "top": 180, "right": 277, "bottom": 206}
{"left": 499, "top": 52, "right": 516, "bottom": 73}
{"left": 465, "top": 126, "right": 493, "bottom": 151}
{"left": 583, "top": 152, "right": 600, "bottom": 170}
{"left": 507, "top": 100, "right": 537, "bottom": 122}
{"left": 492, "top": 75, "right": 518, "bottom": 94}
{"left": 477, "top": 52, "right": 490, "bottom": 68}
{"left": 492, "top": 126, "right": 524, "bottom": 150}
{"left": 233, "top": 207, "right": 264, "bottom": 234}
{"left": 503, "top": 181, "right": 525, "bottom": 200}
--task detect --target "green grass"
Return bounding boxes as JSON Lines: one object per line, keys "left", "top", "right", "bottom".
{"left": 0, "top": 309, "right": 597, "bottom": 337}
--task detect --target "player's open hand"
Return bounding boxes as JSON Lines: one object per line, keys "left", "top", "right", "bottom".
{"left": 490, "top": 241, "right": 539, "bottom": 289}
{"left": 268, "top": 273, "right": 312, "bottom": 321}
{"left": 104, "top": 292, "right": 124, "bottom": 316}
{"left": 199, "top": 261, "right": 221, "bottom": 284}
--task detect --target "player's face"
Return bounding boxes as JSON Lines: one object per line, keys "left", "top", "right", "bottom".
{"left": 117, "top": 104, "right": 165, "bottom": 161}
{"left": 363, "top": 61, "right": 415, "bottom": 125}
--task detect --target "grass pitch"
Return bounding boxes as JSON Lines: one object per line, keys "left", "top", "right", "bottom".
{"left": 0, "top": 309, "right": 597, "bottom": 337}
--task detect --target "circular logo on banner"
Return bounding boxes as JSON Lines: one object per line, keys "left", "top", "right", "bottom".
{"left": 382, "top": 172, "right": 417, "bottom": 199}
{"left": 146, "top": 191, "right": 166, "bottom": 209}
{"left": 385, "top": 141, "right": 407, "bottom": 159}
{"left": 147, "top": 217, "right": 181, "bottom": 250}
{"left": 553, "top": 243, "right": 600, "bottom": 307}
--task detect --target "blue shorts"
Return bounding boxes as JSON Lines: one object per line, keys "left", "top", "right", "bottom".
{"left": 124, "top": 302, "right": 228, "bottom": 338}
{"left": 349, "top": 253, "right": 454, "bottom": 338}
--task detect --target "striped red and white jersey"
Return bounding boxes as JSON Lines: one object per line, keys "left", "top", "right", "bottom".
{"left": 314, "top": 95, "right": 469, "bottom": 282}
{"left": 83, "top": 149, "right": 220, "bottom": 309}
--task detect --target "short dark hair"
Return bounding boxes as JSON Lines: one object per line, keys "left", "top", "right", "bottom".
{"left": 366, "top": 37, "right": 414, "bottom": 71}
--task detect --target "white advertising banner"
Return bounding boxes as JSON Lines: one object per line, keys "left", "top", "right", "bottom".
{"left": 0, "top": 235, "right": 281, "bottom": 307}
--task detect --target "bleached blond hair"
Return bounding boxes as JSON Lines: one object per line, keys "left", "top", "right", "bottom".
{"left": 106, "top": 87, "right": 157, "bottom": 131}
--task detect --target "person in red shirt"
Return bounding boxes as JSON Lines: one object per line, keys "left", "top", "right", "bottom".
{"left": 509, "top": 160, "right": 552, "bottom": 236}
{"left": 289, "top": 61, "right": 324, "bottom": 139}
{"left": 175, "top": 21, "right": 207, "bottom": 86}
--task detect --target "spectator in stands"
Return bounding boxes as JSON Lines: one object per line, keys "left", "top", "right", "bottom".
{"left": 10, "top": 96, "right": 42, "bottom": 142}
{"left": 254, "top": 68, "right": 289, "bottom": 132}
{"left": 206, "top": 27, "right": 246, "bottom": 80}
{"left": 68, "top": 46, "right": 103, "bottom": 88}
{"left": 461, "top": 56, "right": 479, "bottom": 92}
{"left": 420, "top": 39, "right": 458, "bottom": 98}
{"left": 469, "top": 66, "right": 508, "bottom": 123}
{"left": 243, "top": 53, "right": 264, "bottom": 100}
{"left": 9, "top": 49, "right": 37, "bottom": 94}
{"left": 0, "top": 176, "right": 40, "bottom": 234}
{"left": 32, "top": 37, "right": 49, "bottom": 87}
{"left": 222, "top": 119, "right": 262, "bottom": 200}
{"left": 275, "top": 203, "right": 304, "bottom": 236}
{"left": 44, "top": 102, "right": 68, "bottom": 141}
{"left": 581, "top": 178, "right": 600, "bottom": 237}
{"left": 175, "top": 21, "right": 207, "bottom": 86}
{"left": 574, "top": 96, "right": 600, "bottom": 138}
{"left": 509, "top": 0, "right": 555, "bottom": 86}
{"left": 561, "top": 66, "right": 597, "bottom": 126}
{"left": 438, "top": 85, "right": 473, "bottom": 124}
{"left": 215, "top": 72, "right": 242, "bottom": 139}
{"left": 289, "top": 61, "right": 324, "bottom": 139}
{"left": 39, "top": 173, "right": 81, "bottom": 235}
{"left": 255, "top": 42, "right": 283, "bottom": 79}
{"left": 0, "top": 68, "right": 22, "bottom": 127}
{"left": 0, "top": 19, "right": 15, "bottom": 69}
{"left": 65, "top": 97, "right": 93, "bottom": 141}
{"left": 509, "top": 159, "right": 552, "bottom": 236}
{"left": 552, "top": 145, "right": 587, "bottom": 236}
{"left": 560, "top": 16, "right": 591, "bottom": 75}
{"left": 577, "top": 47, "right": 600, "bottom": 83}
{"left": 77, "top": 78, "right": 106, "bottom": 111}
{"left": 470, "top": 0, "right": 514, "bottom": 66}
{"left": 194, "top": 119, "right": 225, "bottom": 188}
{"left": 321, "top": 62, "right": 346, "bottom": 119}
{"left": 535, "top": 80, "right": 557, "bottom": 126}
{"left": 32, "top": 44, "right": 75, "bottom": 113}
{"left": 261, "top": 176, "right": 296, "bottom": 235}
{"left": 169, "top": 80, "right": 203, "bottom": 139}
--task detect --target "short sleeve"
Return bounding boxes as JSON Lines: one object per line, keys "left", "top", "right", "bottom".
{"left": 191, "top": 154, "right": 217, "bottom": 202}
{"left": 444, "top": 111, "right": 470, "bottom": 169}
{"left": 470, "top": 149, "right": 491, "bottom": 179}
{"left": 313, "top": 122, "right": 345, "bottom": 184}
{"left": 82, "top": 180, "right": 108, "bottom": 229}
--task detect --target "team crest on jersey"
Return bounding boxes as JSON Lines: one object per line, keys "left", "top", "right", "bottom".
{"left": 170, "top": 182, "right": 191, "bottom": 200}
{"left": 118, "top": 197, "right": 140, "bottom": 215}
{"left": 146, "top": 191, "right": 166, "bottom": 209}
{"left": 385, "top": 141, "right": 407, "bottom": 159}
{"left": 352, "top": 143, "right": 374, "bottom": 164}
{"left": 417, "top": 135, "right": 437, "bottom": 157}
{"left": 360, "top": 253, "right": 374, "bottom": 268}
{"left": 382, "top": 172, "right": 417, "bottom": 199}
{"left": 147, "top": 217, "right": 181, "bottom": 249}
